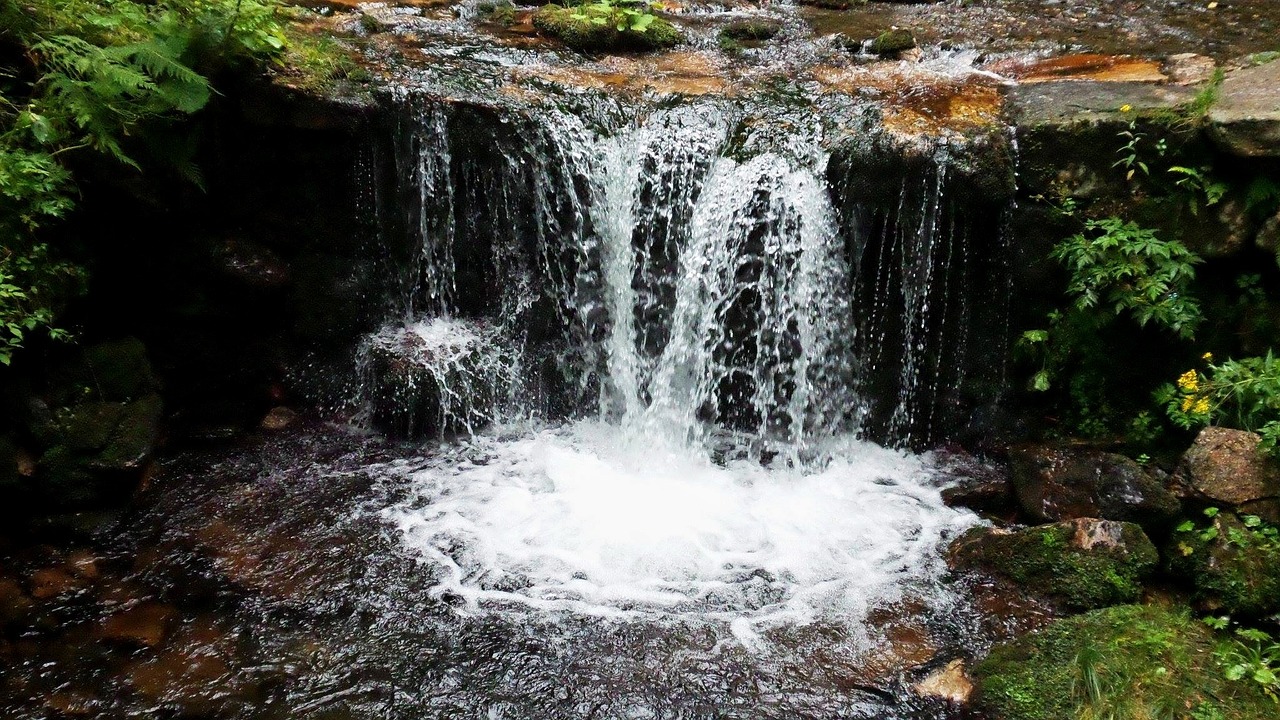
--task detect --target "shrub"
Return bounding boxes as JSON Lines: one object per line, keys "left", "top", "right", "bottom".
{"left": 534, "top": 1, "right": 680, "bottom": 53}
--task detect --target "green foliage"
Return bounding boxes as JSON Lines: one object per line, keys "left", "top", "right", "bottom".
{"left": 1216, "top": 627, "right": 1280, "bottom": 702}
{"left": 1169, "top": 510, "right": 1280, "bottom": 616}
{"left": 534, "top": 1, "right": 680, "bottom": 52}
{"left": 0, "top": 0, "right": 294, "bottom": 365}
{"left": 1051, "top": 218, "right": 1202, "bottom": 338}
{"left": 973, "top": 604, "right": 1277, "bottom": 720}
{"left": 1157, "top": 353, "right": 1280, "bottom": 446}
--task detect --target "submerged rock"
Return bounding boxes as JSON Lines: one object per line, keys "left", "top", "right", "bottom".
{"left": 1172, "top": 427, "right": 1280, "bottom": 510}
{"left": 973, "top": 604, "right": 1276, "bottom": 720}
{"left": 1208, "top": 59, "right": 1280, "bottom": 157}
{"left": 913, "top": 659, "right": 974, "bottom": 705}
{"left": 533, "top": 4, "right": 680, "bottom": 53}
{"left": 1167, "top": 510, "right": 1280, "bottom": 616}
{"left": 869, "top": 29, "right": 916, "bottom": 58}
{"left": 949, "top": 519, "right": 1158, "bottom": 609}
{"left": 1009, "top": 445, "right": 1180, "bottom": 528}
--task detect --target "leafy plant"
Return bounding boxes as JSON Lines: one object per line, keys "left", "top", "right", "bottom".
{"left": 1158, "top": 352, "right": 1280, "bottom": 446}
{"left": 1051, "top": 218, "right": 1202, "bottom": 338}
{"left": 568, "top": 0, "right": 658, "bottom": 34}
{"left": 1168, "top": 165, "right": 1228, "bottom": 216}
{"left": 1216, "top": 627, "right": 1280, "bottom": 702}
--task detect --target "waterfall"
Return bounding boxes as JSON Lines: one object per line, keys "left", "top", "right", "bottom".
{"left": 351, "top": 90, "right": 1009, "bottom": 451}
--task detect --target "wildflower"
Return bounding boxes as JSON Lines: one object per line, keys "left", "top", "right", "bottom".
{"left": 1177, "top": 370, "right": 1199, "bottom": 392}
{"left": 1182, "top": 396, "right": 1194, "bottom": 412}
{"left": 1193, "top": 397, "right": 1211, "bottom": 415}
{"left": 1120, "top": 104, "right": 1133, "bottom": 113}
{"left": 1202, "top": 352, "right": 1213, "bottom": 362}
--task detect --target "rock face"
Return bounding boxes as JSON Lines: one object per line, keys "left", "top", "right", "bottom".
{"left": 1009, "top": 445, "right": 1180, "bottom": 527}
{"left": 949, "top": 519, "right": 1158, "bottom": 609}
{"left": 1208, "top": 59, "right": 1280, "bottom": 157}
{"left": 914, "top": 659, "right": 974, "bottom": 704}
{"left": 1173, "top": 427, "right": 1280, "bottom": 509}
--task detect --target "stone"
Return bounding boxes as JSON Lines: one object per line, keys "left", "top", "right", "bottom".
{"left": 1255, "top": 211, "right": 1280, "bottom": 255}
{"left": 949, "top": 519, "right": 1159, "bottom": 609}
{"left": 82, "top": 338, "right": 158, "bottom": 402}
{"left": 29, "top": 567, "right": 81, "bottom": 599}
{"left": 1208, "top": 59, "right": 1280, "bottom": 157}
{"left": 1009, "top": 444, "right": 1180, "bottom": 527}
{"left": 914, "top": 659, "right": 974, "bottom": 704}
{"left": 0, "top": 576, "right": 34, "bottom": 625}
{"left": 66, "top": 550, "right": 99, "bottom": 580}
{"left": 1173, "top": 427, "right": 1280, "bottom": 506}
{"left": 935, "top": 448, "right": 1015, "bottom": 515}
{"left": 1162, "top": 53, "right": 1216, "bottom": 86}
{"left": 533, "top": 4, "right": 681, "bottom": 53}
{"left": 99, "top": 601, "right": 178, "bottom": 647}
{"left": 89, "top": 394, "right": 164, "bottom": 472}
{"left": 869, "top": 29, "right": 916, "bottom": 57}
{"left": 260, "top": 406, "right": 299, "bottom": 431}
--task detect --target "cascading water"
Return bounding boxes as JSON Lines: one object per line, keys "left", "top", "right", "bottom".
{"left": 349, "top": 91, "right": 1004, "bottom": 669}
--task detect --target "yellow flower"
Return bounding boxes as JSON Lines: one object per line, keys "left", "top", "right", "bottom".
{"left": 1120, "top": 104, "right": 1133, "bottom": 113}
{"left": 1202, "top": 352, "right": 1213, "bottom": 362}
{"left": 1177, "top": 370, "right": 1199, "bottom": 392}
{"left": 1182, "top": 396, "right": 1194, "bottom": 412}
{"left": 1193, "top": 397, "right": 1211, "bottom": 415}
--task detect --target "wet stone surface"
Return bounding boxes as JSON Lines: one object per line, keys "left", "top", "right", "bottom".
{"left": 0, "top": 421, "right": 1048, "bottom": 719}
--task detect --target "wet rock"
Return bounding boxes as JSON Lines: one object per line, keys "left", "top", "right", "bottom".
{"left": 28, "top": 567, "right": 81, "bottom": 600}
{"left": 1009, "top": 445, "right": 1180, "bottom": 528}
{"left": 720, "top": 20, "right": 781, "bottom": 42}
{"left": 869, "top": 29, "right": 916, "bottom": 58}
{"left": 1162, "top": 53, "right": 1216, "bottom": 86}
{"left": 99, "top": 601, "right": 178, "bottom": 647}
{"left": 212, "top": 239, "right": 291, "bottom": 290}
{"left": 1208, "top": 59, "right": 1280, "bottom": 157}
{"left": 935, "top": 449, "right": 1015, "bottom": 516}
{"left": 1136, "top": 192, "right": 1257, "bottom": 259}
{"left": 1172, "top": 427, "right": 1280, "bottom": 507}
{"left": 914, "top": 659, "right": 973, "bottom": 704}
{"left": 43, "top": 690, "right": 99, "bottom": 717}
{"left": 0, "top": 576, "right": 34, "bottom": 625}
{"left": 260, "top": 406, "right": 299, "bottom": 431}
{"left": 855, "top": 602, "right": 940, "bottom": 683}
{"left": 1256, "top": 211, "right": 1280, "bottom": 255}
{"left": 949, "top": 519, "right": 1159, "bottom": 609}
{"left": 81, "top": 337, "right": 159, "bottom": 402}
{"left": 1167, "top": 511, "right": 1280, "bottom": 616}
{"left": 533, "top": 4, "right": 680, "bottom": 53}
{"left": 66, "top": 550, "right": 100, "bottom": 581}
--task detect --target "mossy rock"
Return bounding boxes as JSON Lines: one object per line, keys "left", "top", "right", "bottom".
{"left": 869, "top": 28, "right": 916, "bottom": 56}
{"left": 1167, "top": 511, "right": 1280, "bottom": 617}
{"left": 974, "top": 604, "right": 1276, "bottom": 720}
{"left": 720, "top": 20, "right": 781, "bottom": 42}
{"left": 950, "top": 519, "right": 1158, "bottom": 609}
{"left": 533, "top": 4, "right": 680, "bottom": 53}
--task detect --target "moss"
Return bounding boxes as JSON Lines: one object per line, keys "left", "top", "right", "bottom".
{"left": 869, "top": 28, "right": 915, "bottom": 56}
{"left": 533, "top": 4, "right": 681, "bottom": 53}
{"left": 278, "top": 27, "right": 371, "bottom": 91}
{"left": 974, "top": 604, "right": 1276, "bottom": 720}
{"left": 953, "top": 522, "right": 1158, "bottom": 609}
{"left": 1167, "top": 512, "right": 1280, "bottom": 617}
{"left": 720, "top": 20, "right": 781, "bottom": 42}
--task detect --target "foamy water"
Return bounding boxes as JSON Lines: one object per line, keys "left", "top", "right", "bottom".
{"left": 380, "top": 421, "right": 976, "bottom": 646}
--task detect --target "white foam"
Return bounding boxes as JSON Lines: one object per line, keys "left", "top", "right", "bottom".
{"left": 382, "top": 421, "right": 976, "bottom": 642}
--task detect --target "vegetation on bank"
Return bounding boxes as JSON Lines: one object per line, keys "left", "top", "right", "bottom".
{"left": 0, "top": 0, "right": 361, "bottom": 367}
{"left": 974, "top": 604, "right": 1278, "bottom": 720}
{"left": 533, "top": 1, "right": 680, "bottom": 53}
{"left": 1016, "top": 98, "right": 1280, "bottom": 457}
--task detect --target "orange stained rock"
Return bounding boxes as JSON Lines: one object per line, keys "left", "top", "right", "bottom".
{"left": 991, "top": 53, "right": 1168, "bottom": 84}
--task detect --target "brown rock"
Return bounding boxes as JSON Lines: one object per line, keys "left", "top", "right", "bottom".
{"left": 99, "top": 601, "right": 177, "bottom": 647}
{"left": 29, "top": 568, "right": 80, "bottom": 599}
{"left": 914, "top": 659, "right": 974, "bottom": 704}
{"left": 1174, "top": 427, "right": 1280, "bottom": 505}
{"left": 67, "top": 550, "right": 99, "bottom": 580}
{"left": 1162, "top": 53, "right": 1216, "bottom": 86}
{"left": 44, "top": 690, "right": 98, "bottom": 716}
{"left": 0, "top": 576, "right": 34, "bottom": 624}
{"left": 1010, "top": 444, "right": 1180, "bottom": 526}
{"left": 1208, "top": 60, "right": 1280, "bottom": 157}
{"left": 260, "top": 406, "right": 299, "bottom": 431}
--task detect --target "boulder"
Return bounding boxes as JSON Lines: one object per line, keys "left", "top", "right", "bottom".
{"left": 935, "top": 448, "right": 1015, "bottom": 515}
{"left": 1208, "top": 59, "right": 1280, "bottom": 157}
{"left": 1162, "top": 53, "right": 1216, "bottom": 86}
{"left": 1172, "top": 427, "right": 1280, "bottom": 506}
{"left": 533, "top": 4, "right": 680, "bottom": 53}
{"left": 1167, "top": 511, "right": 1280, "bottom": 616}
{"left": 1009, "top": 445, "right": 1180, "bottom": 527}
{"left": 260, "top": 406, "right": 299, "bottom": 431}
{"left": 869, "top": 29, "right": 916, "bottom": 58}
{"left": 949, "top": 519, "right": 1158, "bottom": 609}
{"left": 914, "top": 659, "right": 974, "bottom": 704}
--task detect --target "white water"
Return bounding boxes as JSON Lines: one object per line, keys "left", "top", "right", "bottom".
{"left": 367, "top": 97, "right": 984, "bottom": 649}
{"left": 383, "top": 422, "right": 973, "bottom": 646}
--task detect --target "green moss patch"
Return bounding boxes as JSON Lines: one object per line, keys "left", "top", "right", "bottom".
{"left": 974, "top": 604, "right": 1277, "bottom": 720}
{"left": 950, "top": 521, "right": 1158, "bottom": 609}
{"left": 869, "top": 28, "right": 915, "bottom": 56}
{"left": 1168, "top": 511, "right": 1280, "bottom": 617}
{"left": 533, "top": 4, "right": 680, "bottom": 53}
